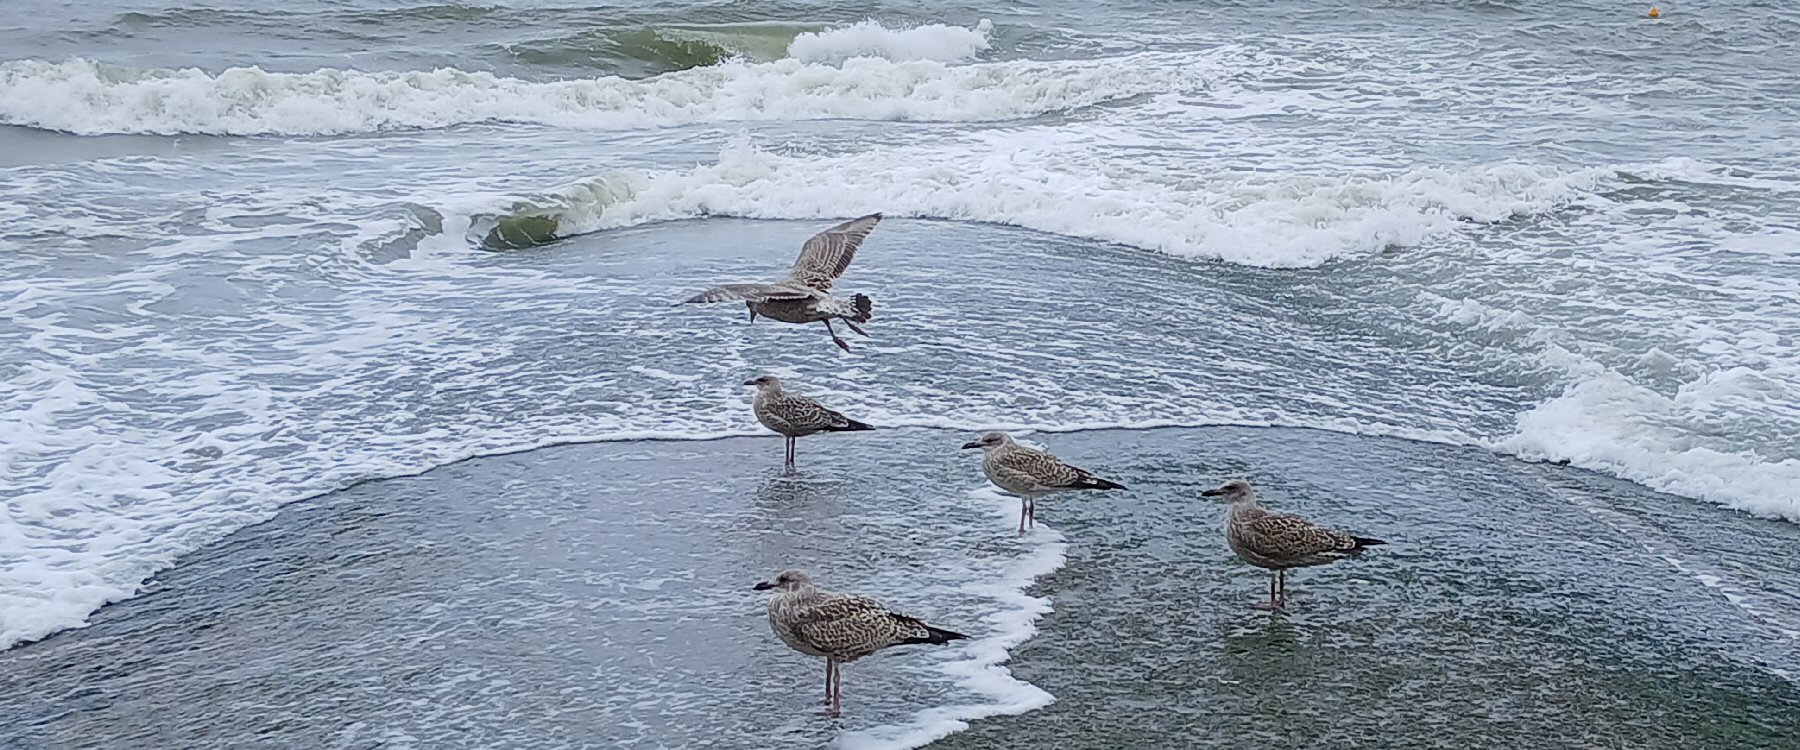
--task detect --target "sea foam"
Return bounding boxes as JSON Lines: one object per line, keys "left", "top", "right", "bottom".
{"left": 459, "top": 138, "right": 1614, "bottom": 267}
{"left": 836, "top": 486, "right": 1063, "bottom": 750}
{"left": 0, "top": 44, "right": 1185, "bottom": 136}
{"left": 788, "top": 19, "right": 994, "bottom": 64}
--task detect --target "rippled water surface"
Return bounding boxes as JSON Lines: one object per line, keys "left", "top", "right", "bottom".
{"left": 2, "top": 0, "right": 1798, "bottom": 747}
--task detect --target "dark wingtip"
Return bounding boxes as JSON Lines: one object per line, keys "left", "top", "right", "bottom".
{"left": 1082, "top": 477, "right": 1126, "bottom": 491}
{"left": 836, "top": 418, "right": 876, "bottom": 432}
{"left": 912, "top": 625, "right": 967, "bottom": 644}
{"left": 1353, "top": 536, "right": 1387, "bottom": 547}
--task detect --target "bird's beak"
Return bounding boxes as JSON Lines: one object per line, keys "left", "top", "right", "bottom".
{"left": 752, "top": 581, "right": 774, "bottom": 591}
{"left": 1201, "top": 488, "right": 1225, "bottom": 497}
{"left": 743, "top": 379, "right": 758, "bottom": 386}
{"left": 960, "top": 441, "right": 982, "bottom": 450}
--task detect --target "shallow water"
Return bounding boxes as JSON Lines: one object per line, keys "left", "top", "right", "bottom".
{"left": 3, "top": 0, "right": 1800, "bottom": 746}
{"left": 3, "top": 427, "right": 1796, "bottom": 749}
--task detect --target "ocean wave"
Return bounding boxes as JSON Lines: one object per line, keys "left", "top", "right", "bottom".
{"left": 0, "top": 46, "right": 1197, "bottom": 136}
{"left": 789, "top": 19, "right": 994, "bottom": 64}
{"left": 460, "top": 138, "right": 1612, "bottom": 266}
{"left": 497, "top": 22, "right": 816, "bottom": 77}
{"left": 1499, "top": 358, "right": 1800, "bottom": 523}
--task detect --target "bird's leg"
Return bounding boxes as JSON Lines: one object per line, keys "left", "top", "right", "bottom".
{"left": 843, "top": 319, "right": 869, "bottom": 337}
{"left": 828, "top": 658, "right": 842, "bottom": 717}
{"left": 1027, "top": 496, "right": 1036, "bottom": 528}
{"left": 823, "top": 658, "right": 834, "bottom": 706}
{"left": 785, "top": 437, "right": 796, "bottom": 472}
{"left": 1017, "top": 496, "right": 1028, "bottom": 534}
{"left": 822, "top": 320, "right": 852, "bottom": 352}
{"left": 1277, "top": 569, "right": 1288, "bottom": 607}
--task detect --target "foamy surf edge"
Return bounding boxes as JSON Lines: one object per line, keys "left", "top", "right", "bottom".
{"left": 836, "top": 486, "right": 1065, "bottom": 749}
{"left": 0, "top": 43, "right": 1199, "bottom": 136}
{"left": 789, "top": 19, "right": 994, "bottom": 64}
{"left": 461, "top": 138, "right": 1618, "bottom": 267}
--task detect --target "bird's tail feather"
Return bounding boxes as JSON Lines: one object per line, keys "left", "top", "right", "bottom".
{"left": 848, "top": 294, "right": 873, "bottom": 324}
{"left": 829, "top": 416, "right": 876, "bottom": 432}
{"left": 901, "top": 624, "right": 968, "bottom": 645}
{"left": 1078, "top": 476, "right": 1127, "bottom": 491}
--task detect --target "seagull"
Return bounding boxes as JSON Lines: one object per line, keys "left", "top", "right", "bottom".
{"left": 1203, "top": 479, "right": 1386, "bottom": 609}
{"left": 745, "top": 375, "right": 874, "bottom": 471}
{"left": 753, "top": 569, "right": 967, "bottom": 717}
{"left": 683, "top": 214, "right": 883, "bottom": 352}
{"left": 961, "top": 431, "right": 1126, "bottom": 533}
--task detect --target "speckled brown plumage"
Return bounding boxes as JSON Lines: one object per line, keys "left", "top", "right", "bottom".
{"left": 746, "top": 375, "right": 872, "bottom": 471}
{"left": 682, "top": 214, "right": 883, "bottom": 351}
{"left": 754, "top": 569, "right": 966, "bottom": 717}
{"left": 1204, "top": 479, "right": 1385, "bottom": 609}
{"left": 962, "top": 431, "right": 1126, "bottom": 533}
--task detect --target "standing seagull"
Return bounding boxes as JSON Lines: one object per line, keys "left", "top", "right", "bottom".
{"left": 961, "top": 431, "right": 1126, "bottom": 533}
{"left": 683, "top": 213, "right": 883, "bottom": 352}
{"left": 746, "top": 375, "right": 874, "bottom": 471}
{"left": 1203, "top": 479, "right": 1385, "bottom": 609}
{"left": 753, "top": 569, "right": 967, "bottom": 717}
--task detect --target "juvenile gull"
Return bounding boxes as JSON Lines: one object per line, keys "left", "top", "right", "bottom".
{"left": 753, "top": 569, "right": 967, "bottom": 717}
{"left": 745, "top": 375, "right": 874, "bottom": 471}
{"left": 683, "top": 213, "right": 883, "bottom": 352}
{"left": 1203, "top": 479, "right": 1386, "bottom": 609}
{"left": 961, "top": 431, "right": 1126, "bottom": 533}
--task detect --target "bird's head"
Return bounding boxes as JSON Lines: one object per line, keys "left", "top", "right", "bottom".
{"left": 1201, "top": 479, "right": 1255, "bottom": 502}
{"left": 753, "top": 569, "right": 813, "bottom": 592}
{"left": 960, "top": 431, "right": 1012, "bottom": 451}
{"left": 743, "top": 374, "right": 781, "bottom": 390}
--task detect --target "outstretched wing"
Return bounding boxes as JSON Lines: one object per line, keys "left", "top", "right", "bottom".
{"left": 682, "top": 283, "right": 815, "bottom": 304}
{"left": 786, "top": 213, "right": 882, "bottom": 291}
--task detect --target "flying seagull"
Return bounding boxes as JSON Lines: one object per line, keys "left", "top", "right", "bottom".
{"left": 754, "top": 569, "right": 967, "bottom": 717}
{"left": 684, "top": 214, "right": 883, "bottom": 352}
{"left": 1203, "top": 479, "right": 1386, "bottom": 609}
{"left": 961, "top": 431, "right": 1126, "bottom": 533}
{"left": 745, "top": 375, "right": 874, "bottom": 471}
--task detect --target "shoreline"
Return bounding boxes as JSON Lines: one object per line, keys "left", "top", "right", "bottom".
{"left": 5, "top": 425, "right": 1796, "bottom": 748}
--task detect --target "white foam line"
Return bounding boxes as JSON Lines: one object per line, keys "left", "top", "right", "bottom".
{"left": 788, "top": 19, "right": 994, "bottom": 64}
{"left": 0, "top": 49, "right": 1213, "bottom": 136}
{"left": 836, "top": 486, "right": 1064, "bottom": 749}
{"left": 469, "top": 138, "right": 1621, "bottom": 268}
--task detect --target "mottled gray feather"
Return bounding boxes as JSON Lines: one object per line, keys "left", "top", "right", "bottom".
{"left": 769, "top": 589, "right": 941, "bottom": 662}
{"left": 754, "top": 391, "right": 862, "bottom": 437}
{"left": 684, "top": 283, "right": 815, "bottom": 304}
{"left": 786, "top": 213, "right": 882, "bottom": 291}
{"left": 982, "top": 442, "right": 1115, "bottom": 495}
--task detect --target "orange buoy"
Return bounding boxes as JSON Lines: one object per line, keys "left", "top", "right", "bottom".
{"left": 1648, "top": 6, "right": 1661, "bottom": 17}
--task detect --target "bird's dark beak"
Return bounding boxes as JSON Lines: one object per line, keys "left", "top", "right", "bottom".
{"left": 752, "top": 581, "right": 774, "bottom": 591}
{"left": 743, "top": 379, "right": 757, "bottom": 386}
{"left": 1201, "top": 488, "right": 1225, "bottom": 497}
{"left": 960, "top": 441, "right": 981, "bottom": 450}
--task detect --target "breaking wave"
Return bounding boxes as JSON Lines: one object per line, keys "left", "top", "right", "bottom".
{"left": 0, "top": 45, "right": 1200, "bottom": 136}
